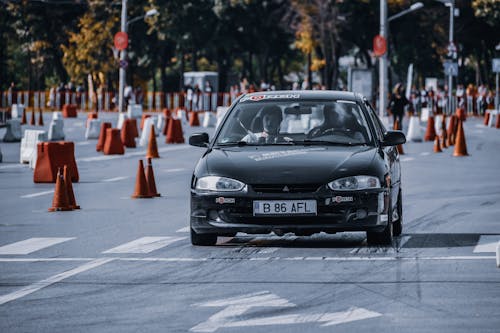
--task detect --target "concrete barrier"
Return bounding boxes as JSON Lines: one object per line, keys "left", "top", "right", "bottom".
{"left": 420, "top": 107, "right": 430, "bottom": 122}
{"left": 11, "top": 104, "right": 24, "bottom": 119}
{"left": 202, "top": 111, "right": 216, "bottom": 128}
{"left": 216, "top": 106, "right": 229, "bottom": 128}
{"left": 139, "top": 117, "right": 156, "bottom": 146}
{"left": 127, "top": 104, "right": 142, "bottom": 119}
{"left": 487, "top": 110, "right": 498, "bottom": 127}
{"left": 52, "top": 111, "right": 63, "bottom": 120}
{"left": 117, "top": 112, "right": 127, "bottom": 130}
{"left": 20, "top": 129, "right": 48, "bottom": 168}
{"left": 406, "top": 116, "right": 423, "bottom": 142}
{"left": 48, "top": 118, "right": 65, "bottom": 141}
{"left": 85, "top": 119, "right": 101, "bottom": 139}
{"left": 34, "top": 141, "right": 79, "bottom": 183}
{"left": 3, "top": 119, "right": 22, "bottom": 142}
{"left": 157, "top": 115, "right": 165, "bottom": 133}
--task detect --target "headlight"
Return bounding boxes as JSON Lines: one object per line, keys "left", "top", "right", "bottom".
{"left": 195, "top": 176, "right": 247, "bottom": 192}
{"left": 328, "top": 176, "right": 381, "bottom": 191}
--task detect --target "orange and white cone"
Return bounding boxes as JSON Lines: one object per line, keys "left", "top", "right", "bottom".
{"left": 64, "top": 165, "right": 80, "bottom": 209}
{"left": 145, "top": 158, "right": 161, "bottom": 197}
{"left": 146, "top": 125, "right": 160, "bottom": 158}
{"left": 132, "top": 160, "right": 153, "bottom": 199}
{"left": 453, "top": 119, "right": 468, "bottom": 157}
{"left": 433, "top": 136, "right": 442, "bottom": 153}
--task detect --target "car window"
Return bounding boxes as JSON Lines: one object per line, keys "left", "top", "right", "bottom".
{"left": 365, "top": 101, "right": 385, "bottom": 141}
{"left": 215, "top": 99, "right": 373, "bottom": 146}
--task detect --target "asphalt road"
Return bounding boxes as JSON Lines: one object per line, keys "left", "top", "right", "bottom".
{"left": 0, "top": 112, "right": 499, "bottom": 333}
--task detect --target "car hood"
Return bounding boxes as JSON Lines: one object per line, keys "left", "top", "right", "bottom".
{"left": 203, "top": 145, "right": 379, "bottom": 185}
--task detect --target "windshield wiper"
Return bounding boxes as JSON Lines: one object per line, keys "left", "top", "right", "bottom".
{"left": 215, "top": 141, "right": 256, "bottom": 147}
{"left": 291, "top": 140, "right": 366, "bottom": 146}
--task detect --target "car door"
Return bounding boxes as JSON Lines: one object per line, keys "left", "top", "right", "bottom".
{"left": 364, "top": 101, "right": 401, "bottom": 207}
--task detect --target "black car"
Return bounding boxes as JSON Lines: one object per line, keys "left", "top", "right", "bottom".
{"left": 189, "top": 90, "right": 405, "bottom": 246}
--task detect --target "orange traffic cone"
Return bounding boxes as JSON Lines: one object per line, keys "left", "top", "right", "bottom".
{"left": 393, "top": 120, "right": 404, "bottom": 154}
{"left": 189, "top": 111, "right": 200, "bottom": 126}
{"left": 453, "top": 119, "right": 468, "bottom": 157}
{"left": 96, "top": 122, "right": 112, "bottom": 152}
{"left": 140, "top": 114, "right": 151, "bottom": 130}
{"left": 162, "top": 118, "right": 171, "bottom": 136}
{"left": 447, "top": 115, "right": 456, "bottom": 146}
{"left": 433, "top": 137, "right": 442, "bottom": 153}
{"left": 132, "top": 160, "right": 153, "bottom": 199}
{"left": 496, "top": 113, "right": 500, "bottom": 129}
{"left": 121, "top": 119, "right": 137, "bottom": 148}
{"left": 424, "top": 116, "right": 436, "bottom": 141}
{"left": 86, "top": 112, "right": 98, "bottom": 127}
{"left": 130, "top": 118, "right": 139, "bottom": 138}
{"left": 441, "top": 116, "right": 448, "bottom": 149}
{"left": 48, "top": 167, "right": 72, "bottom": 212}
{"left": 64, "top": 165, "right": 80, "bottom": 209}
{"left": 29, "top": 109, "right": 36, "bottom": 125}
{"left": 38, "top": 109, "right": 44, "bottom": 126}
{"left": 484, "top": 112, "right": 490, "bottom": 126}
{"left": 145, "top": 158, "right": 160, "bottom": 197}
{"left": 21, "top": 108, "right": 27, "bottom": 125}
{"left": 146, "top": 125, "right": 160, "bottom": 158}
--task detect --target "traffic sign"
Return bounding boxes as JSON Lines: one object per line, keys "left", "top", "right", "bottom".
{"left": 493, "top": 58, "right": 500, "bottom": 73}
{"left": 373, "top": 35, "right": 387, "bottom": 57}
{"left": 443, "top": 61, "right": 458, "bottom": 76}
{"left": 114, "top": 32, "right": 128, "bottom": 51}
{"left": 119, "top": 59, "right": 128, "bottom": 69}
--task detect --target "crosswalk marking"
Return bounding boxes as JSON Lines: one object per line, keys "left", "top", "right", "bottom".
{"left": 473, "top": 235, "right": 500, "bottom": 253}
{"left": 0, "top": 237, "right": 75, "bottom": 255}
{"left": 102, "top": 236, "right": 186, "bottom": 254}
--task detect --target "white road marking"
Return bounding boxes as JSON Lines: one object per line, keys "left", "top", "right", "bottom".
{"left": 400, "top": 157, "right": 415, "bottom": 162}
{"left": 221, "top": 307, "right": 381, "bottom": 329}
{"left": 73, "top": 121, "right": 84, "bottom": 127}
{"left": 101, "top": 176, "right": 128, "bottom": 182}
{"left": 77, "top": 145, "right": 188, "bottom": 162}
{"left": 102, "top": 236, "right": 186, "bottom": 254}
{"left": 191, "top": 291, "right": 295, "bottom": 332}
{"left": 76, "top": 141, "right": 91, "bottom": 146}
{"left": 419, "top": 152, "right": 430, "bottom": 156}
{"left": 176, "top": 227, "right": 190, "bottom": 233}
{"left": 0, "top": 238, "right": 75, "bottom": 255}
{"left": 257, "top": 248, "right": 278, "bottom": 254}
{"left": 0, "top": 164, "right": 25, "bottom": 170}
{"left": 0, "top": 258, "right": 113, "bottom": 305}
{"left": 163, "top": 168, "right": 186, "bottom": 173}
{"left": 20, "top": 190, "right": 54, "bottom": 198}
{"left": 0, "top": 258, "right": 94, "bottom": 262}
{"left": 190, "top": 291, "right": 380, "bottom": 332}
{"left": 473, "top": 235, "right": 500, "bottom": 253}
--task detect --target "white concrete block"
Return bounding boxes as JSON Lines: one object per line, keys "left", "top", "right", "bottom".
{"left": 3, "top": 119, "right": 22, "bottom": 142}
{"left": 20, "top": 130, "right": 47, "bottom": 168}
{"left": 202, "top": 112, "right": 216, "bottom": 128}
{"left": 127, "top": 104, "right": 142, "bottom": 119}
{"left": 406, "top": 116, "right": 423, "bottom": 142}
{"left": 139, "top": 117, "right": 155, "bottom": 146}
{"left": 11, "top": 104, "right": 24, "bottom": 119}
{"left": 85, "top": 119, "right": 101, "bottom": 139}
{"left": 117, "top": 112, "right": 128, "bottom": 130}
{"left": 48, "top": 118, "right": 65, "bottom": 141}
{"left": 52, "top": 111, "right": 63, "bottom": 120}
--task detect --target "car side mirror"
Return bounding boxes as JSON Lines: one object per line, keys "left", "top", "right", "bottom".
{"left": 381, "top": 131, "right": 406, "bottom": 146}
{"left": 189, "top": 132, "right": 210, "bottom": 147}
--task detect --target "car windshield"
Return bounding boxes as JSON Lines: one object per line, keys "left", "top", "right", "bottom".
{"left": 215, "top": 99, "right": 373, "bottom": 146}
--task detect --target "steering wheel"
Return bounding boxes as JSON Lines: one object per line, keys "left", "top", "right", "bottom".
{"left": 307, "top": 127, "right": 349, "bottom": 139}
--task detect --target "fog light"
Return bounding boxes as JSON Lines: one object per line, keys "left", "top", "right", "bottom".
{"left": 208, "top": 210, "right": 219, "bottom": 220}
{"left": 356, "top": 209, "right": 367, "bottom": 219}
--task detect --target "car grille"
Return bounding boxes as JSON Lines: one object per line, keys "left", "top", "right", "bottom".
{"left": 251, "top": 184, "right": 321, "bottom": 193}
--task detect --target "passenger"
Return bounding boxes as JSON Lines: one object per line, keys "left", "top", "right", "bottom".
{"left": 242, "top": 105, "right": 283, "bottom": 143}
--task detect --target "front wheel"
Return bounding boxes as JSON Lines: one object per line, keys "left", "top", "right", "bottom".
{"left": 191, "top": 228, "right": 217, "bottom": 246}
{"left": 367, "top": 197, "right": 393, "bottom": 245}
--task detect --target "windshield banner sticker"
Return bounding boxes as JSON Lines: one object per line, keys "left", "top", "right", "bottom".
{"left": 248, "top": 148, "right": 324, "bottom": 162}
{"left": 240, "top": 94, "right": 300, "bottom": 102}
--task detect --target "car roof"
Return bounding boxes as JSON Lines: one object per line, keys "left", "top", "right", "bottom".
{"left": 238, "top": 90, "right": 363, "bottom": 103}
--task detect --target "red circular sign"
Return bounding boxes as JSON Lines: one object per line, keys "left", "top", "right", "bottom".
{"left": 373, "top": 35, "right": 387, "bottom": 57}
{"left": 114, "top": 32, "right": 128, "bottom": 51}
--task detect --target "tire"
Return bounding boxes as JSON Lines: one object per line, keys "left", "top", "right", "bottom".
{"left": 190, "top": 228, "right": 217, "bottom": 246}
{"left": 367, "top": 197, "right": 393, "bottom": 245}
{"left": 393, "top": 190, "right": 403, "bottom": 236}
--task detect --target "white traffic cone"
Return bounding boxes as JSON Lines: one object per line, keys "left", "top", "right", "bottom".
{"left": 405, "top": 116, "right": 423, "bottom": 142}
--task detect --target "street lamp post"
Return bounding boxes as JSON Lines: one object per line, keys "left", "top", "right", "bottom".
{"left": 118, "top": 0, "right": 128, "bottom": 114}
{"left": 379, "top": 1, "right": 424, "bottom": 118}
{"left": 118, "top": 2, "right": 159, "bottom": 114}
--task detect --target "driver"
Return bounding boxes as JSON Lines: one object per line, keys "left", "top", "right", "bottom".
{"left": 307, "top": 104, "right": 341, "bottom": 138}
{"left": 242, "top": 105, "right": 283, "bottom": 143}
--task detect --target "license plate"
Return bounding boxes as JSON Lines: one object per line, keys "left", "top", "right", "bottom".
{"left": 253, "top": 200, "right": 317, "bottom": 216}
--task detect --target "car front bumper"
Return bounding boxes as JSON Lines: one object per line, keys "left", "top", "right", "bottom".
{"left": 191, "top": 187, "right": 389, "bottom": 235}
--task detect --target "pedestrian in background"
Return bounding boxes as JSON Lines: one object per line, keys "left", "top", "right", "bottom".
{"left": 388, "top": 83, "right": 409, "bottom": 130}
